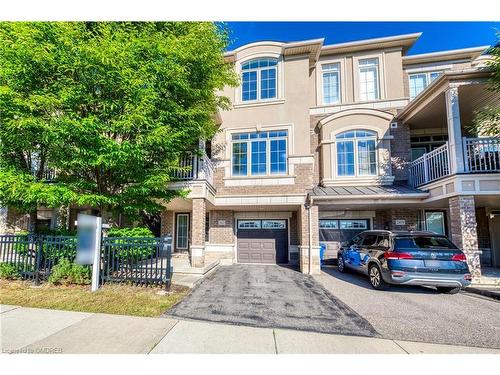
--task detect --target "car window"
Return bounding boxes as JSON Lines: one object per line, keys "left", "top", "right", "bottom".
{"left": 377, "top": 235, "right": 390, "bottom": 249}
{"left": 394, "top": 236, "right": 457, "bottom": 250}
{"left": 361, "top": 234, "right": 378, "bottom": 247}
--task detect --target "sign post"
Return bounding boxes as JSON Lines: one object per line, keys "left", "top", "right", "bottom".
{"left": 75, "top": 214, "right": 102, "bottom": 292}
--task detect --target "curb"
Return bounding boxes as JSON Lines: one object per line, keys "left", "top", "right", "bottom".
{"left": 465, "top": 287, "right": 500, "bottom": 301}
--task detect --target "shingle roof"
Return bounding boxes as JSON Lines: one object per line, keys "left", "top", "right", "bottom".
{"left": 309, "top": 184, "right": 427, "bottom": 197}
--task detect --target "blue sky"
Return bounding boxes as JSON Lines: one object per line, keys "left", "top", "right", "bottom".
{"left": 225, "top": 22, "right": 499, "bottom": 55}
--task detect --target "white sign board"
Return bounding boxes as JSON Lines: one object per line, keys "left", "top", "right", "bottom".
{"left": 217, "top": 220, "right": 226, "bottom": 226}
{"left": 75, "top": 214, "right": 102, "bottom": 292}
{"left": 395, "top": 219, "right": 406, "bottom": 226}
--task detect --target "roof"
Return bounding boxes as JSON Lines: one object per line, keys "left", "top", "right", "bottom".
{"left": 402, "top": 46, "right": 489, "bottom": 65}
{"left": 320, "top": 33, "right": 421, "bottom": 56}
{"left": 309, "top": 184, "right": 428, "bottom": 199}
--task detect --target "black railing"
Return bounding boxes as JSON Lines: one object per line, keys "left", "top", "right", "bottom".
{"left": 0, "top": 234, "right": 172, "bottom": 288}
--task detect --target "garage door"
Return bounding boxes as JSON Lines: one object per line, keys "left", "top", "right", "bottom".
{"left": 237, "top": 220, "right": 288, "bottom": 264}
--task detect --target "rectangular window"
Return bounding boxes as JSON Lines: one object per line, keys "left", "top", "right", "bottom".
{"left": 322, "top": 63, "right": 340, "bottom": 104}
{"left": 339, "top": 220, "right": 368, "bottom": 230}
{"left": 232, "top": 142, "right": 248, "bottom": 176}
{"left": 262, "top": 220, "right": 286, "bottom": 229}
{"left": 409, "top": 71, "right": 442, "bottom": 99}
{"left": 337, "top": 140, "right": 355, "bottom": 176}
{"left": 357, "top": 139, "right": 377, "bottom": 176}
{"left": 319, "top": 219, "right": 339, "bottom": 229}
{"left": 231, "top": 130, "right": 287, "bottom": 177}
{"left": 425, "top": 211, "right": 446, "bottom": 235}
{"left": 238, "top": 220, "right": 261, "bottom": 229}
{"left": 358, "top": 58, "right": 379, "bottom": 101}
{"left": 242, "top": 71, "right": 257, "bottom": 101}
{"left": 260, "top": 68, "right": 276, "bottom": 99}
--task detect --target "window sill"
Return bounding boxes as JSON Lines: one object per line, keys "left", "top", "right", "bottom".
{"left": 233, "top": 99, "right": 285, "bottom": 109}
{"left": 224, "top": 175, "right": 295, "bottom": 187}
{"left": 322, "top": 175, "right": 395, "bottom": 186}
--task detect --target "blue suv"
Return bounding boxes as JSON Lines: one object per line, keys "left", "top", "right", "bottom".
{"left": 337, "top": 230, "right": 472, "bottom": 294}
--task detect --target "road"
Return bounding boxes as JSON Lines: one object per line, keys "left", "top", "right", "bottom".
{"left": 315, "top": 265, "right": 500, "bottom": 349}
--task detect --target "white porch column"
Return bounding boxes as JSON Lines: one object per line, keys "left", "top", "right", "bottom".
{"left": 445, "top": 85, "right": 466, "bottom": 173}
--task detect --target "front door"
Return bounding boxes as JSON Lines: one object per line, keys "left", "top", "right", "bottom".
{"left": 176, "top": 213, "right": 189, "bottom": 251}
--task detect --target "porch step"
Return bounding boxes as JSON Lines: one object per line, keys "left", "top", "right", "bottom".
{"left": 472, "top": 276, "right": 500, "bottom": 287}
{"left": 172, "top": 259, "right": 220, "bottom": 276}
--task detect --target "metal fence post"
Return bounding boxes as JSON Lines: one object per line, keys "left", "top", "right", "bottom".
{"left": 164, "top": 235, "right": 172, "bottom": 291}
{"left": 34, "top": 235, "right": 42, "bottom": 285}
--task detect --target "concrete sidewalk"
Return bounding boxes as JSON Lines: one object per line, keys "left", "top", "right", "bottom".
{"left": 1, "top": 305, "right": 499, "bottom": 354}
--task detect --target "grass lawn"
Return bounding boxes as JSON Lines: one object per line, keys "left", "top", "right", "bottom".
{"left": 0, "top": 279, "right": 189, "bottom": 317}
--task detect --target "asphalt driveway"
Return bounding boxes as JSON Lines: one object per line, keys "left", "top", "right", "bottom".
{"left": 315, "top": 265, "right": 500, "bottom": 349}
{"left": 167, "top": 264, "right": 378, "bottom": 337}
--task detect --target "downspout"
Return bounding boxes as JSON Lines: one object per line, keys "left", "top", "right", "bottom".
{"left": 306, "top": 196, "right": 314, "bottom": 275}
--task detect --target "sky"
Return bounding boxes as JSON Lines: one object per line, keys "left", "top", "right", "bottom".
{"left": 225, "top": 22, "right": 499, "bottom": 55}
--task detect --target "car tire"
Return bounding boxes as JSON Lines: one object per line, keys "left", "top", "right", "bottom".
{"left": 368, "top": 264, "right": 389, "bottom": 290}
{"left": 337, "top": 255, "right": 347, "bottom": 273}
{"left": 437, "top": 286, "right": 461, "bottom": 294}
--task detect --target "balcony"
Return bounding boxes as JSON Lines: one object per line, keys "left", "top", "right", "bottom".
{"left": 171, "top": 153, "right": 214, "bottom": 186}
{"left": 408, "top": 137, "right": 500, "bottom": 188}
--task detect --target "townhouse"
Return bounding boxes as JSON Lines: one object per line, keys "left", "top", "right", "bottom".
{"left": 1, "top": 32, "right": 499, "bottom": 279}
{"left": 159, "top": 33, "right": 499, "bottom": 278}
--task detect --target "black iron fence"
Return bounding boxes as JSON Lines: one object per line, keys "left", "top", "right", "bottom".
{"left": 0, "top": 234, "right": 172, "bottom": 288}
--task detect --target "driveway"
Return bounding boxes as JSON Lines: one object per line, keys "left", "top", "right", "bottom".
{"left": 315, "top": 265, "right": 500, "bottom": 349}
{"left": 167, "top": 264, "right": 378, "bottom": 337}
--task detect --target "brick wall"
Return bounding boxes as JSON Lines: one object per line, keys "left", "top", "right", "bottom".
{"left": 160, "top": 210, "right": 174, "bottom": 237}
{"left": 208, "top": 210, "right": 234, "bottom": 244}
{"left": 289, "top": 211, "right": 298, "bottom": 245}
{"left": 310, "top": 117, "right": 321, "bottom": 185}
{"left": 191, "top": 199, "right": 206, "bottom": 247}
{"left": 213, "top": 163, "right": 314, "bottom": 195}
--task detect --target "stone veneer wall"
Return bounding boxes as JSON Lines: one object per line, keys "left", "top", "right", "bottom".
{"left": 390, "top": 122, "right": 411, "bottom": 182}
{"left": 449, "top": 195, "right": 481, "bottom": 277}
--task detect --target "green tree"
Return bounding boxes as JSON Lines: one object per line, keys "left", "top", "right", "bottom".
{"left": 0, "top": 22, "right": 237, "bottom": 229}
{"left": 471, "top": 38, "right": 500, "bottom": 137}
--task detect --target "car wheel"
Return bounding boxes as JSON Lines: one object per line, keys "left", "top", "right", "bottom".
{"left": 437, "top": 286, "right": 461, "bottom": 294}
{"left": 368, "top": 264, "right": 389, "bottom": 290}
{"left": 337, "top": 255, "right": 347, "bottom": 273}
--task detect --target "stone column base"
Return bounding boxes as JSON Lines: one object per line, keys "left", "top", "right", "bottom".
{"left": 299, "top": 245, "right": 321, "bottom": 275}
{"left": 190, "top": 245, "right": 205, "bottom": 268}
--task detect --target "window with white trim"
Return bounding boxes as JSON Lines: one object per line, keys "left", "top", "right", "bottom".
{"left": 358, "top": 58, "right": 380, "bottom": 101}
{"left": 262, "top": 220, "right": 286, "bottom": 229}
{"left": 408, "top": 71, "right": 442, "bottom": 99}
{"left": 336, "top": 130, "right": 377, "bottom": 177}
{"left": 238, "top": 220, "right": 261, "bottom": 229}
{"left": 322, "top": 63, "right": 341, "bottom": 104}
{"left": 231, "top": 130, "right": 288, "bottom": 176}
{"left": 241, "top": 58, "right": 278, "bottom": 102}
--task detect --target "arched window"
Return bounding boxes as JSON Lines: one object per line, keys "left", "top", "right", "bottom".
{"left": 336, "top": 130, "right": 377, "bottom": 177}
{"left": 241, "top": 58, "right": 278, "bottom": 101}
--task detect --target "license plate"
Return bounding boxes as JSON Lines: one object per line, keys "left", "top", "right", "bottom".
{"left": 424, "top": 260, "right": 442, "bottom": 268}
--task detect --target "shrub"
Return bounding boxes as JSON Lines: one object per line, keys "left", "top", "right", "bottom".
{"left": 107, "top": 227, "right": 154, "bottom": 238}
{"left": 106, "top": 227, "right": 156, "bottom": 261}
{"left": 48, "top": 258, "right": 91, "bottom": 285}
{"left": 0, "top": 263, "right": 21, "bottom": 279}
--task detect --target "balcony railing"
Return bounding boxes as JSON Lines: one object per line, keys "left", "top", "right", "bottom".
{"left": 408, "top": 143, "right": 450, "bottom": 187}
{"left": 171, "top": 153, "right": 214, "bottom": 186}
{"left": 464, "top": 137, "right": 500, "bottom": 173}
{"left": 408, "top": 137, "right": 500, "bottom": 187}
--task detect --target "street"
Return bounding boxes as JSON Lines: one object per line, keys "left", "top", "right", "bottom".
{"left": 316, "top": 265, "right": 500, "bottom": 349}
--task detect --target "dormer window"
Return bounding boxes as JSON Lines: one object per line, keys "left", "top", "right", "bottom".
{"left": 241, "top": 58, "right": 278, "bottom": 102}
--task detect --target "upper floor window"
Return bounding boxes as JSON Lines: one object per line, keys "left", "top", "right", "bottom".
{"left": 322, "top": 63, "right": 341, "bottom": 104}
{"left": 358, "top": 58, "right": 380, "bottom": 101}
{"left": 241, "top": 58, "right": 278, "bottom": 102}
{"left": 231, "top": 130, "right": 287, "bottom": 176}
{"left": 336, "top": 130, "right": 377, "bottom": 177}
{"left": 409, "top": 71, "right": 442, "bottom": 99}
